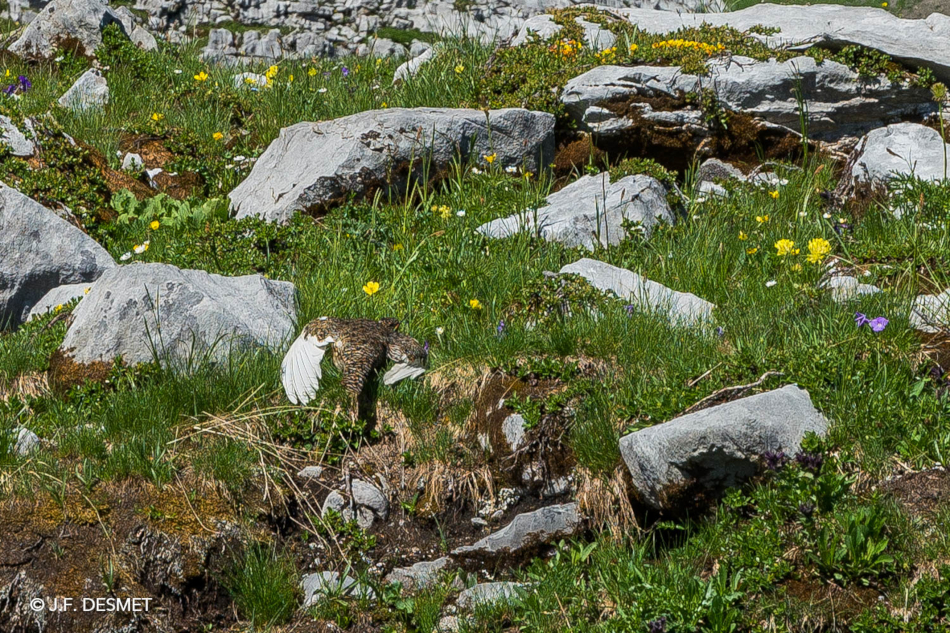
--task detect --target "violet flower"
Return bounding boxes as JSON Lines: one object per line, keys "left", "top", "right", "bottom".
{"left": 496, "top": 320, "right": 505, "bottom": 335}
{"left": 763, "top": 450, "right": 789, "bottom": 471}
{"left": 18, "top": 75, "right": 31, "bottom": 91}
{"left": 341, "top": 67, "right": 349, "bottom": 77}
{"left": 795, "top": 451, "right": 824, "bottom": 473}
{"left": 868, "top": 317, "right": 888, "bottom": 333}
{"left": 855, "top": 312, "right": 869, "bottom": 327}
{"left": 624, "top": 304, "right": 635, "bottom": 317}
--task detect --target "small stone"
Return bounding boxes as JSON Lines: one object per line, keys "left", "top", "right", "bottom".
{"left": 301, "top": 571, "right": 375, "bottom": 607}
{"left": 453, "top": 503, "right": 581, "bottom": 558}
{"left": 297, "top": 466, "right": 324, "bottom": 480}
{"left": 58, "top": 68, "right": 108, "bottom": 111}
{"left": 13, "top": 427, "right": 40, "bottom": 456}
{"left": 457, "top": 582, "right": 524, "bottom": 610}
{"left": 122, "top": 153, "right": 144, "bottom": 171}
{"left": 501, "top": 413, "right": 527, "bottom": 451}
{"left": 385, "top": 557, "right": 451, "bottom": 591}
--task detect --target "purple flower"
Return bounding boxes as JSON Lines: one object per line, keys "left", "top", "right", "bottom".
{"left": 496, "top": 320, "right": 505, "bottom": 335}
{"left": 647, "top": 617, "right": 667, "bottom": 633}
{"left": 795, "top": 451, "right": 824, "bottom": 473}
{"left": 423, "top": 340, "right": 430, "bottom": 355}
{"left": 624, "top": 304, "right": 635, "bottom": 317}
{"left": 763, "top": 450, "right": 789, "bottom": 471}
{"left": 868, "top": 317, "right": 888, "bottom": 333}
{"left": 855, "top": 312, "right": 869, "bottom": 327}
{"left": 341, "top": 67, "right": 349, "bottom": 77}
{"left": 17, "top": 75, "right": 31, "bottom": 91}
{"left": 2, "top": 84, "right": 15, "bottom": 96}
{"left": 716, "top": 326, "right": 725, "bottom": 337}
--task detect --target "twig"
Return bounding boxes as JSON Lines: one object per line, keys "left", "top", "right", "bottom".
{"left": 680, "top": 371, "right": 784, "bottom": 416}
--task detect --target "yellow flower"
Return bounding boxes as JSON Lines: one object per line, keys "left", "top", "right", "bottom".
{"left": 83, "top": 287, "right": 91, "bottom": 294}
{"left": 455, "top": 64, "right": 465, "bottom": 74}
{"left": 769, "top": 190, "right": 780, "bottom": 199}
{"left": 288, "top": 74, "right": 294, "bottom": 83}
{"left": 774, "top": 239, "right": 796, "bottom": 257}
{"left": 134, "top": 241, "right": 150, "bottom": 254}
{"left": 151, "top": 112, "right": 164, "bottom": 122}
{"left": 381, "top": 102, "right": 388, "bottom": 108}
{"left": 213, "top": 132, "right": 224, "bottom": 141}
{"left": 308, "top": 67, "right": 317, "bottom": 77}
{"left": 755, "top": 215, "right": 769, "bottom": 223}
{"left": 738, "top": 231, "right": 747, "bottom": 241}
{"left": 245, "top": 77, "right": 257, "bottom": 85}
{"left": 149, "top": 220, "right": 160, "bottom": 230}
{"left": 392, "top": 243, "right": 403, "bottom": 251}
{"left": 4, "top": 69, "right": 8, "bottom": 78}
{"left": 363, "top": 281, "right": 380, "bottom": 296}
{"left": 433, "top": 204, "right": 451, "bottom": 219}
{"left": 484, "top": 153, "right": 497, "bottom": 165}
{"left": 791, "top": 263, "right": 802, "bottom": 271}
{"left": 629, "top": 43, "right": 639, "bottom": 54}
{"left": 265, "top": 65, "right": 279, "bottom": 79}
{"left": 746, "top": 247, "right": 758, "bottom": 255}
{"left": 469, "top": 299, "right": 482, "bottom": 310}
{"left": 194, "top": 71, "right": 209, "bottom": 82}
{"left": 806, "top": 237, "right": 832, "bottom": 264}
{"left": 882, "top": 1, "right": 888, "bottom": 6}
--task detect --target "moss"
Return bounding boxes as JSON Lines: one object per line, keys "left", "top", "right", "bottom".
{"left": 374, "top": 26, "right": 439, "bottom": 46}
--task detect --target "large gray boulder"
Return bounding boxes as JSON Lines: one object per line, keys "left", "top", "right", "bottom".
{"left": 58, "top": 69, "right": 109, "bottom": 112}
{"left": 452, "top": 503, "right": 581, "bottom": 558}
{"left": 477, "top": 173, "right": 671, "bottom": 250}
{"left": 848, "top": 123, "right": 950, "bottom": 186}
{"left": 229, "top": 108, "right": 555, "bottom": 224}
{"left": 57, "top": 263, "right": 296, "bottom": 367}
{"left": 0, "top": 116, "right": 35, "bottom": 158}
{"left": 609, "top": 4, "right": 950, "bottom": 82}
{"left": 9, "top": 0, "right": 156, "bottom": 60}
{"left": 561, "top": 56, "right": 935, "bottom": 142}
{"left": 0, "top": 182, "right": 115, "bottom": 328}
{"left": 560, "top": 258, "right": 714, "bottom": 326}
{"left": 620, "top": 384, "right": 827, "bottom": 509}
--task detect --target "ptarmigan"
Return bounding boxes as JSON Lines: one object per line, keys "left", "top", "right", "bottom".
{"left": 281, "top": 317, "right": 428, "bottom": 414}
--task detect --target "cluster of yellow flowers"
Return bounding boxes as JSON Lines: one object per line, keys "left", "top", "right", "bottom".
{"left": 194, "top": 71, "right": 209, "bottom": 82}
{"left": 652, "top": 39, "right": 725, "bottom": 56}
{"left": 548, "top": 38, "right": 581, "bottom": 58}
{"left": 432, "top": 204, "right": 452, "bottom": 219}
{"left": 773, "top": 237, "right": 832, "bottom": 264}
{"left": 594, "top": 46, "right": 617, "bottom": 63}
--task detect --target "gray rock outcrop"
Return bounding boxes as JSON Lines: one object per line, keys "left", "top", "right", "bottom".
{"left": 0, "top": 116, "right": 35, "bottom": 158}
{"left": 26, "top": 283, "right": 93, "bottom": 321}
{"left": 560, "top": 258, "right": 715, "bottom": 326}
{"left": 457, "top": 582, "right": 524, "bottom": 610}
{"left": 619, "top": 384, "right": 828, "bottom": 509}
{"left": 9, "top": 0, "right": 156, "bottom": 60}
{"left": 321, "top": 479, "right": 390, "bottom": 529}
{"left": 301, "top": 571, "right": 375, "bottom": 607}
{"left": 229, "top": 108, "right": 555, "bottom": 223}
{"left": 57, "top": 263, "right": 295, "bottom": 367}
{"left": 477, "top": 173, "right": 671, "bottom": 250}
{"left": 0, "top": 182, "right": 115, "bottom": 328}
{"left": 452, "top": 503, "right": 581, "bottom": 558}
{"left": 561, "top": 57, "right": 935, "bottom": 143}
{"left": 385, "top": 557, "right": 451, "bottom": 591}
{"left": 911, "top": 289, "right": 950, "bottom": 333}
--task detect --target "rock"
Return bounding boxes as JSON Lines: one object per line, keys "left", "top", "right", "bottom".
{"left": 229, "top": 108, "right": 555, "bottom": 224}
{"left": 301, "top": 571, "right": 375, "bottom": 607}
{"left": 619, "top": 384, "right": 828, "bottom": 509}
{"left": 561, "top": 57, "right": 935, "bottom": 144}
{"left": 233, "top": 72, "right": 267, "bottom": 89}
{"left": 696, "top": 159, "right": 745, "bottom": 188}
{"left": 357, "top": 37, "right": 406, "bottom": 58}
{"left": 9, "top": 0, "right": 155, "bottom": 60}
{"left": 478, "top": 173, "right": 671, "bottom": 250}
{"left": 409, "top": 41, "right": 431, "bottom": 58}
{"left": 385, "top": 557, "right": 451, "bottom": 591}
{"left": 0, "top": 182, "right": 115, "bottom": 328}
{"left": 611, "top": 4, "right": 950, "bottom": 82}
{"left": 848, "top": 123, "right": 950, "bottom": 187}
{"left": 297, "top": 466, "right": 324, "bottom": 480}
{"left": 512, "top": 14, "right": 616, "bottom": 50}
{"left": 393, "top": 46, "right": 435, "bottom": 83}
{"left": 452, "top": 503, "right": 581, "bottom": 558}
{"left": 821, "top": 275, "right": 881, "bottom": 303}
{"left": 202, "top": 28, "right": 237, "bottom": 61}
{"left": 560, "top": 258, "right": 715, "bottom": 326}
{"left": 438, "top": 615, "right": 461, "bottom": 632}
{"left": 12, "top": 427, "right": 40, "bottom": 456}
{"left": 321, "top": 479, "right": 389, "bottom": 529}
{"left": 911, "top": 289, "right": 950, "bottom": 333}
{"left": 502, "top": 413, "right": 527, "bottom": 451}
{"left": 121, "top": 152, "right": 144, "bottom": 171}
{"left": 457, "top": 582, "right": 524, "bottom": 610}
{"left": 0, "top": 116, "right": 35, "bottom": 157}
{"left": 56, "top": 263, "right": 295, "bottom": 367}
{"left": 26, "top": 282, "right": 93, "bottom": 321}
{"left": 58, "top": 69, "right": 109, "bottom": 111}
{"left": 240, "top": 29, "right": 283, "bottom": 60}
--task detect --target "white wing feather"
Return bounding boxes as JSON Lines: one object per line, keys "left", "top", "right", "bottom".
{"left": 382, "top": 363, "right": 426, "bottom": 386}
{"left": 281, "top": 333, "right": 330, "bottom": 405}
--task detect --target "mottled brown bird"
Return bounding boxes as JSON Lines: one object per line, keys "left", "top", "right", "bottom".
{"left": 281, "top": 317, "right": 428, "bottom": 411}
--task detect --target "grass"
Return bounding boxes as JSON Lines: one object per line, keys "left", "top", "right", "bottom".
{"left": 1, "top": 7, "right": 950, "bottom": 631}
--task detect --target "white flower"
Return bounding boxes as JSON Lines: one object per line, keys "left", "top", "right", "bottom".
{"left": 317, "top": 88, "right": 328, "bottom": 93}
{"left": 471, "top": 167, "right": 482, "bottom": 175}
{"left": 120, "top": 252, "right": 132, "bottom": 261}
{"left": 505, "top": 165, "right": 517, "bottom": 174}
{"left": 766, "top": 280, "right": 777, "bottom": 288}
{"left": 435, "top": 327, "right": 445, "bottom": 335}
{"left": 456, "top": 210, "right": 466, "bottom": 217}
{"left": 174, "top": 69, "right": 183, "bottom": 74}
{"left": 134, "top": 241, "right": 150, "bottom": 254}
{"left": 823, "top": 212, "right": 831, "bottom": 219}
{"left": 799, "top": 211, "right": 807, "bottom": 217}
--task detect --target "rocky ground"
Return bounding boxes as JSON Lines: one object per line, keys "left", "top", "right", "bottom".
{"left": 2, "top": 1, "right": 950, "bottom": 632}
